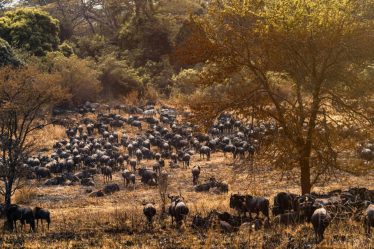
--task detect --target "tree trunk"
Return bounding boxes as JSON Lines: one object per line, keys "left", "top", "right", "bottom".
{"left": 5, "top": 182, "right": 12, "bottom": 209}
{"left": 300, "top": 156, "right": 311, "bottom": 195}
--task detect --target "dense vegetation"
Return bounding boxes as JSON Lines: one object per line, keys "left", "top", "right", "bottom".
{"left": 0, "top": 0, "right": 373, "bottom": 208}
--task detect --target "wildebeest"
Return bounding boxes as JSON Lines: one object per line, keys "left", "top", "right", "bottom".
{"left": 272, "top": 192, "right": 299, "bottom": 216}
{"left": 272, "top": 211, "right": 304, "bottom": 226}
{"left": 143, "top": 201, "right": 157, "bottom": 227}
{"left": 102, "top": 183, "right": 120, "bottom": 194}
{"left": 35, "top": 167, "right": 51, "bottom": 180}
{"left": 168, "top": 195, "right": 189, "bottom": 227}
{"left": 244, "top": 195, "right": 269, "bottom": 219}
{"left": 191, "top": 166, "right": 201, "bottom": 185}
{"left": 311, "top": 207, "right": 330, "bottom": 243}
{"left": 191, "top": 211, "right": 214, "bottom": 230}
{"left": 122, "top": 170, "right": 136, "bottom": 189}
{"left": 364, "top": 204, "right": 374, "bottom": 235}
{"left": 138, "top": 168, "right": 158, "bottom": 186}
{"left": 129, "top": 159, "right": 137, "bottom": 172}
{"left": 101, "top": 166, "right": 112, "bottom": 183}
{"left": 199, "top": 146, "right": 211, "bottom": 160}
{"left": 6, "top": 204, "right": 36, "bottom": 232}
{"left": 33, "top": 207, "right": 51, "bottom": 230}
{"left": 230, "top": 194, "right": 247, "bottom": 217}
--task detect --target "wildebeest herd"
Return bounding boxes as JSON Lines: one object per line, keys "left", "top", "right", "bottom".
{"left": 1, "top": 102, "right": 373, "bottom": 243}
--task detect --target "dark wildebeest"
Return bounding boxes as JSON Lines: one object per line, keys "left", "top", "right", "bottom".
{"left": 35, "top": 167, "right": 51, "bottom": 180}
{"left": 191, "top": 211, "right": 214, "bottom": 230}
{"left": 143, "top": 201, "right": 157, "bottom": 228}
{"left": 129, "top": 159, "right": 137, "bottom": 172}
{"left": 245, "top": 195, "right": 270, "bottom": 219}
{"left": 101, "top": 166, "right": 112, "bottom": 183}
{"left": 230, "top": 194, "right": 247, "bottom": 217}
{"left": 168, "top": 195, "right": 189, "bottom": 228}
{"left": 103, "top": 183, "right": 120, "bottom": 194}
{"left": 191, "top": 166, "right": 201, "bottom": 185}
{"left": 33, "top": 207, "right": 51, "bottom": 230}
{"left": 311, "top": 207, "right": 330, "bottom": 243}
{"left": 122, "top": 170, "right": 136, "bottom": 189}
{"left": 138, "top": 168, "right": 158, "bottom": 186}
{"left": 272, "top": 192, "right": 299, "bottom": 216}
{"left": 364, "top": 204, "right": 374, "bottom": 235}
{"left": 6, "top": 204, "right": 35, "bottom": 232}
{"left": 199, "top": 146, "right": 211, "bottom": 160}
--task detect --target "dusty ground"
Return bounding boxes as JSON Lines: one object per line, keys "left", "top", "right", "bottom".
{"left": 2, "top": 120, "right": 374, "bottom": 248}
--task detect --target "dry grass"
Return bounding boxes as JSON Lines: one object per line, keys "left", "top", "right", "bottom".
{"left": 13, "top": 187, "right": 38, "bottom": 205}
{"left": 7, "top": 113, "right": 374, "bottom": 248}
{"left": 3, "top": 151, "right": 373, "bottom": 249}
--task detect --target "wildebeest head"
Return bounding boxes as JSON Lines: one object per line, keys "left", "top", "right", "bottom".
{"left": 230, "top": 194, "right": 245, "bottom": 210}
{"left": 168, "top": 194, "right": 183, "bottom": 203}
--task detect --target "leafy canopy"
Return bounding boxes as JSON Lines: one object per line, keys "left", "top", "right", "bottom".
{"left": 182, "top": 0, "right": 374, "bottom": 194}
{"left": 0, "top": 8, "right": 60, "bottom": 56}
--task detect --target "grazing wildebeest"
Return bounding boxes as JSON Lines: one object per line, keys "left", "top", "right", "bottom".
{"left": 364, "top": 204, "right": 374, "bottom": 235}
{"left": 244, "top": 195, "right": 269, "bottom": 219}
{"left": 230, "top": 194, "right": 247, "bottom": 217}
{"left": 272, "top": 192, "right": 299, "bottom": 216}
{"left": 311, "top": 207, "right": 330, "bottom": 243}
{"left": 138, "top": 168, "right": 158, "bottom": 186}
{"left": 103, "top": 183, "right": 120, "bottom": 194}
{"left": 101, "top": 166, "right": 112, "bottom": 183}
{"left": 199, "top": 146, "right": 211, "bottom": 160}
{"left": 6, "top": 204, "right": 35, "bottom": 232}
{"left": 122, "top": 170, "right": 136, "bottom": 189}
{"left": 143, "top": 201, "right": 157, "bottom": 228}
{"left": 33, "top": 207, "right": 51, "bottom": 230}
{"left": 180, "top": 153, "right": 191, "bottom": 168}
{"left": 35, "top": 167, "right": 51, "bottom": 180}
{"left": 129, "top": 159, "right": 137, "bottom": 172}
{"left": 168, "top": 195, "right": 189, "bottom": 228}
{"left": 272, "top": 211, "right": 304, "bottom": 226}
{"left": 191, "top": 211, "right": 214, "bottom": 230}
{"left": 191, "top": 166, "right": 201, "bottom": 185}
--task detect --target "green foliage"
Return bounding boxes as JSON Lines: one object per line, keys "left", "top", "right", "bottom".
{"left": 98, "top": 53, "right": 146, "bottom": 97}
{"left": 75, "top": 35, "right": 107, "bottom": 60}
{"left": 58, "top": 41, "right": 74, "bottom": 57}
{"left": 0, "top": 38, "right": 22, "bottom": 67}
{"left": 118, "top": 16, "right": 172, "bottom": 66}
{"left": 0, "top": 8, "right": 60, "bottom": 56}
{"left": 172, "top": 68, "right": 200, "bottom": 95}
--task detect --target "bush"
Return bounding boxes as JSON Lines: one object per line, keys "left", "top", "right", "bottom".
{"left": 172, "top": 68, "right": 200, "bottom": 95}
{"left": 58, "top": 42, "right": 74, "bottom": 57}
{"left": 98, "top": 53, "right": 146, "bottom": 97}
{"left": 44, "top": 52, "right": 102, "bottom": 106}
{"left": 0, "top": 8, "right": 60, "bottom": 56}
{"left": 0, "top": 38, "right": 22, "bottom": 67}
{"left": 75, "top": 34, "right": 107, "bottom": 59}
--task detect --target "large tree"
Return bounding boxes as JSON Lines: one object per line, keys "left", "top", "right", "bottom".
{"left": 0, "top": 8, "right": 60, "bottom": 56}
{"left": 181, "top": 0, "right": 374, "bottom": 194}
{"left": 0, "top": 66, "right": 65, "bottom": 208}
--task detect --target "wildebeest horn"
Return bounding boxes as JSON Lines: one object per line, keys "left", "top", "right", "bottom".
{"left": 168, "top": 194, "right": 172, "bottom": 199}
